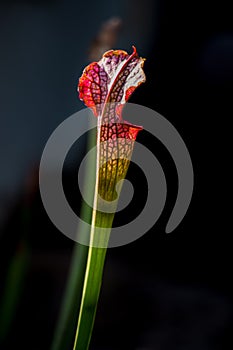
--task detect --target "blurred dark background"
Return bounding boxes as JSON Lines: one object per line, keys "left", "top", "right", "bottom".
{"left": 0, "top": 0, "right": 232, "bottom": 349}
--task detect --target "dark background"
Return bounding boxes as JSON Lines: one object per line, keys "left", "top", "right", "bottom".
{"left": 0, "top": 0, "right": 232, "bottom": 349}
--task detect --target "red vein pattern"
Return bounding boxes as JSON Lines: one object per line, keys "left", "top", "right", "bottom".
{"left": 78, "top": 47, "right": 146, "bottom": 201}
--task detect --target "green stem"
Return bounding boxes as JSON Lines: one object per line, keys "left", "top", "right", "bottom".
{"left": 73, "top": 212, "right": 114, "bottom": 350}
